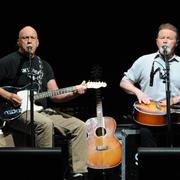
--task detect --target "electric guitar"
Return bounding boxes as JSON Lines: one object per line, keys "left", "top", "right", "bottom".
{"left": 0, "top": 81, "right": 107, "bottom": 121}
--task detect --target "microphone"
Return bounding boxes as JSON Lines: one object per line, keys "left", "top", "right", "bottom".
{"left": 162, "top": 44, "right": 168, "bottom": 50}
{"left": 159, "top": 44, "right": 171, "bottom": 55}
{"left": 149, "top": 61, "right": 155, "bottom": 86}
{"left": 26, "top": 43, "right": 33, "bottom": 52}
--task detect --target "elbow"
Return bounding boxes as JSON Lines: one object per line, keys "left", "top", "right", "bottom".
{"left": 119, "top": 79, "right": 127, "bottom": 88}
{"left": 119, "top": 80, "right": 123, "bottom": 88}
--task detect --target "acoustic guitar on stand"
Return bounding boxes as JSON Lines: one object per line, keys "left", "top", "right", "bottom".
{"left": 133, "top": 100, "right": 180, "bottom": 126}
{"left": 86, "top": 88, "right": 122, "bottom": 169}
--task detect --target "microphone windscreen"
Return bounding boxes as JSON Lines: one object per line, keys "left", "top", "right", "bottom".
{"left": 26, "top": 44, "right": 33, "bottom": 49}
{"left": 159, "top": 45, "right": 171, "bottom": 55}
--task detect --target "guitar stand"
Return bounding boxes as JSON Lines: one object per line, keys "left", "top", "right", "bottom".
{"left": 100, "top": 169, "right": 106, "bottom": 180}
{"left": 88, "top": 167, "right": 121, "bottom": 180}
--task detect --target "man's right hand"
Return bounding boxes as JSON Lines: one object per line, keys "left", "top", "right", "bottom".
{"left": 136, "top": 91, "right": 152, "bottom": 104}
{"left": 8, "top": 93, "right": 22, "bottom": 107}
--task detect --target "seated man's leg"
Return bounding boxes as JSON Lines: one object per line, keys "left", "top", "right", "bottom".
{"left": 45, "top": 111, "right": 88, "bottom": 178}
{"left": 6, "top": 111, "right": 54, "bottom": 147}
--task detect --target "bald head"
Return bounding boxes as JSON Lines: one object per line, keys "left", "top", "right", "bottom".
{"left": 18, "top": 26, "right": 38, "bottom": 39}
{"left": 17, "top": 26, "right": 39, "bottom": 56}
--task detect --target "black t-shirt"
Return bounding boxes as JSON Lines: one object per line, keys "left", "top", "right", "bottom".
{"left": 0, "top": 51, "right": 55, "bottom": 108}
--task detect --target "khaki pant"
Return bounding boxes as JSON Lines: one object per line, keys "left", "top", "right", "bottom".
{"left": 0, "top": 129, "right": 15, "bottom": 147}
{"left": 6, "top": 109, "right": 88, "bottom": 174}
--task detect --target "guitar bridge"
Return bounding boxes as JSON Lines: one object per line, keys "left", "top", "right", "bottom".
{"left": 96, "top": 146, "right": 109, "bottom": 151}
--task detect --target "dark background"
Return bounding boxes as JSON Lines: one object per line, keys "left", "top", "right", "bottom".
{"left": 1, "top": 3, "right": 180, "bottom": 125}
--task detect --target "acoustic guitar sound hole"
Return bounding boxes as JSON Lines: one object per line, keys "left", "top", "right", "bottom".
{"left": 96, "top": 127, "right": 106, "bottom": 136}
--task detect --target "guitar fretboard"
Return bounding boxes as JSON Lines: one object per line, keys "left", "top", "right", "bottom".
{"left": 34, "top": 86, "right": 76, "bottom": 100}
{"left": 96, "top": 90, "right": 105, "bottom": 128}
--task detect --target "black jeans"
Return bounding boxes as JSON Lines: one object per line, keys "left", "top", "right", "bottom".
{"left": 140, "top": 125, "right": 180, "bottom": 147}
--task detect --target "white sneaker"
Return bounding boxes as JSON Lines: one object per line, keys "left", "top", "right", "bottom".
{"left": 73, "top": 173, "right": 83, "bottom": 178}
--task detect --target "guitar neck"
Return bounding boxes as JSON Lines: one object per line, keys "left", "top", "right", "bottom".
{"left": 28, "top": 81, "right": 106, "bottom": 101}
{"left": 96, "top": 90, "right": 105, "bottom": 126}
{"left": 97, "top": 101, "right": 103, "bottom": 119}
{"left": 34, "top": 86, "right": 76, "bottom": 100}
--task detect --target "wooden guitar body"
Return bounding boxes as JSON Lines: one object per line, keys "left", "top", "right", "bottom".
{"left": 86, "top": 64, "right": 121, "bottom": 169}
{"left": 86, "top": 116, "right": 122, "bottom": 169}
{"left": 133, "top": 101, "right": 180, "bottom": 126}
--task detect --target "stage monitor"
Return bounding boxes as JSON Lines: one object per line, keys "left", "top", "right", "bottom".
{"left": 137, "top": 147, "right": 180, "bottom": 180}
{"left": 0, "top": 147, "right": 64, "bottom": 180}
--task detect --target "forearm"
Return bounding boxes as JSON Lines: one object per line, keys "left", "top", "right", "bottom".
{"left": 50, "top": 91, "right": 79, "bottom": 103}
{"left": 120, "top": 79, "right": 141, "bottom": 96}
{"left": 48, "top": 80, "right": 86, "bottom": 103}
{"left": 0, "top": 87, "right": 13, "bottom": 100}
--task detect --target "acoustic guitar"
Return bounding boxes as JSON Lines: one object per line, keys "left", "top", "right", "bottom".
{"left": 133, "top": 101, "right": 180, "bottom": 126}
{"left": 86, "top": 89, "right": 122, "bottom": 169}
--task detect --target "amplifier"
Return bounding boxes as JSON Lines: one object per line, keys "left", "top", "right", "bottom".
{"left": 0, "top": 148, "right": 64, "bottom": 179}
{"left": 138, "top": 147, "right": 180, "bottom": 180}
{"left": 118, "top": 125, "right": 140, "bottom": 180}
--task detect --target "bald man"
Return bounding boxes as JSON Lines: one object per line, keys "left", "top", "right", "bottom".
{"left": 0, "top": 26, "right": 88, "bottom": 180}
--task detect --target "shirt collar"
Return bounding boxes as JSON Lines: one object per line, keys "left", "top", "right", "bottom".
{"left": 154, "top": 51, "right": 179, "bottom": 62}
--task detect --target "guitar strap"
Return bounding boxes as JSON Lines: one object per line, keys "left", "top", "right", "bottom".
{"left": 36, "top": 56, "right": 44, "bottom": 92}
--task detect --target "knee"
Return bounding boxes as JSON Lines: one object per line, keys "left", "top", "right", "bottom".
{"left": 35, "top": 118, "right": 53, "bottom": 130}
{"left": 72, "top": 119, "right": 86, "bottom": 135}
{"left": 76, "top": 120, "right": 86, "bottom": 130}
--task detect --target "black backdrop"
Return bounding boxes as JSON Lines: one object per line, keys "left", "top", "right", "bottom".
{"left": 1, "top": 3, "right": 180, "bottom": 125}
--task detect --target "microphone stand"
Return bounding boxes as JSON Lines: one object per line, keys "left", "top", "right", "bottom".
{"left": 28, "top": 48, "right": 35, "bottom": 147}
{"left": 163, "top": 50, "right": 172, "bottom": 147}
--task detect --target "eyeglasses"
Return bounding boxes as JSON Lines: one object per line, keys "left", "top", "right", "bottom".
{"left": 20, "top": 36, "right": 38, "bottom": 40}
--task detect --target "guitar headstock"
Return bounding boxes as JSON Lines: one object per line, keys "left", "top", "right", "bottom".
{"left": 86, "top": 81, "right": 107, "bottom": 89}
